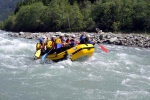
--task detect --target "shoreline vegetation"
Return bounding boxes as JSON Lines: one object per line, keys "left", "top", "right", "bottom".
{"left": 0, "top": 0, "right": 150, "bottom": 33}
{"left": 8, "top": 30, "right": 150, "bottom": 48}
{"left": 1, "top": 0, "right": 150, "bottom": 48}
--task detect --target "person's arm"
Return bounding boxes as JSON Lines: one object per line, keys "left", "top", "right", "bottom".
{"left": 88, "top": 40, "right": 95, "bottom": 45}
{"left": 66, "top": 39, "right": 70, "bottom": 43}
{"left": 80, "top": 35, "right": 85, "bottom": 44}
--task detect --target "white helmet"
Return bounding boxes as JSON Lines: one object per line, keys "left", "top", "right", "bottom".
{"left": 72, "top": 35, "right": 75, "bottom": 38}
{"left": 60, "top": 34, "right": 64, "bottom": 36}
{"left": 86, "top": 34, "right": 90, "bottom": 37}
{"left": 52, "top": 35, "right": 56, "bottom": 38}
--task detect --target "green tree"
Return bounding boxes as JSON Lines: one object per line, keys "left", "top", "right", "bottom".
{"left": 15, "top": 2, "right": 47, "bottom": 32}
{"left": 2, "top": 0, "right": 150, "bottom": 32}
{"left": 80, "top": 1, "right": 95, "bottom": 31}
{"left": 41, "top": 0, "right": 63, "bottom": 31}
{"left": 131, "top": 0, "right": 149, "bottom": 32}
{"left": 3, "top": 15, "right": 16, "bottom": 31}
{"left": 0, "top": 21, "right": 4, "bottom": 29}
{"left": 112, "top": 21, "right": 120, "bottom": 32}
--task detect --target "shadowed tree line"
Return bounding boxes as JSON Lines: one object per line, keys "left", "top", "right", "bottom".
{"left": 0, "top": 0, "right": 22, "bottom": 21}
{"left": 0, "top": 0, "right": 149, "bottom": 33}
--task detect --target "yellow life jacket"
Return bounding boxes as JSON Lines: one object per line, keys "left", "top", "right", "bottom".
{"left": 46, "top": 40, "right": 53, "bottom": 49}
{"left": 36, "top": 43, "right": 41, "bottom": 50}
{"left": 55, "top": 38, "right": 62, "bottom": 44}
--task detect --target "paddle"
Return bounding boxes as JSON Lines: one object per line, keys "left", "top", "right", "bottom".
{"left": 34, "top": 49, "right": 41, "bottom": 59}
{"left": 98, "top": 44, "right": 108, "bottom": 53}
{"left": 41, "top": 43, "right": 63, "bottom": 62}
{"left": 41, "top": 48, "right": 53, "bottom": 63}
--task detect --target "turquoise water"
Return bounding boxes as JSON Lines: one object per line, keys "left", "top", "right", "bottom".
{"left": 0, "top": 30, "right": 150, "bottom": 100}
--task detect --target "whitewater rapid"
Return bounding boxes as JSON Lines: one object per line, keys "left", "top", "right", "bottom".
{"left": 0, "top": 30, "right": 150, "bottom": 100}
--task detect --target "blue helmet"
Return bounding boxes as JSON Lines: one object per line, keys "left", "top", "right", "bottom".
{"left": 39, "top": 38, "right": 44, "bottom": 43}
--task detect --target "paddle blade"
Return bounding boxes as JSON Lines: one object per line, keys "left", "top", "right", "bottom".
{"left": 35, "top": 50, "right": 41, "bottom": 57}
{"left": 41, "top": 53, "right": 48, "bottom": 62}
{"left": 100, "top": 45, "right": 108, "bottom": 53}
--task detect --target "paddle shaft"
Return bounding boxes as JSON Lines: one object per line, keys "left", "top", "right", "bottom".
{"left": 41, "top": 48, "right": 53, "bottom": 62}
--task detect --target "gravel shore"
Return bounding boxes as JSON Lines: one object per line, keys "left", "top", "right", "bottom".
{"left": 8, "top": 31, "right": 150, "bottom": 48}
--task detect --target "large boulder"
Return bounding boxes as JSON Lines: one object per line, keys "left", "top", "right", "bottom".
{"left": 109, "top": 37, "right": 118, "bottom": 43}
{"left": 19, "top": 32, "right": 24, "bottom": 35}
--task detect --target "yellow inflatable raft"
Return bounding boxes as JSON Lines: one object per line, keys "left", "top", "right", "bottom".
{"left": 34, "top": 44, "right": 95, "bottom": 62}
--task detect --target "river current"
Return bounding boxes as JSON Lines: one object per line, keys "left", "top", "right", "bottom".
{"left": 0, "top": 30, "right": 150, "bottom": 100}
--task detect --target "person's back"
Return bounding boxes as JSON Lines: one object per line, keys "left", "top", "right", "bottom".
{"left": 55, "top": 37, "right": 62, "bottom": 49}
{"left": 70, "top": 35, "right": 78, "bottom": 47}
{"left": 53, "top": 35, "right": 68, "bottom": 54}
{"left": 61, "top": 34, "right": 66, "bottom": 43}
{"left": 56, "top": 34, "right": 69, "bottom": 49}
{"left": 66, "top": 35, "right": 71, "bottom": 44}
{"left": 36, "top": 38, "right": 46, "bottom": 55}
{"left": 46, "top": 36, "right": 57, "bottom": 50}
{"left": 80, "top": 32, "right": 86, "bottom": 44}
{"left": 45, "top": 36, "right": 57, "bottom": 54}
{"left": 46, "top": 40, "right": 52, "bottom": 50}
{"left": 84, "top": 34, "right": 96, "bottom": 45}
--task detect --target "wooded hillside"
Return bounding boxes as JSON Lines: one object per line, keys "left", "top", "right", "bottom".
{"left": 1, "top": 0, "right": 150, "bottom": 33}
{"left": 0, "top": 0, "right": 22, "bottom": 21}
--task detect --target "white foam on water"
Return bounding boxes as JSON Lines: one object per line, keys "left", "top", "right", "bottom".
{"left": 121, "top": 78, "right": 131, "bottom": 86}
{"left": 125, "top": 60, "right": 133, "bottom": 65}
{"left": 87, "top": 73, "right": 103, "bottom": 81}
{"left": 128, "top": 73, "right": 139, "bottom": 79}
{"left": 41, "top": 73, "right": 55, "bottom": 77}
{"left": 140, "top": 68, "right": 146, "bottom": 74}
{"left": 116, "top": 53, "right": 128, "bottom": 59}
{"left": 115, "top": 90, "right": 150, "bottom": 100}
{"left": 135, "top": 48, "right": 142, "bottom": 51}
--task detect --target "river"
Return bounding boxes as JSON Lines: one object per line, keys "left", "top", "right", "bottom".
{"left": 0, "top": 30, "right": 150, "bottom": 100}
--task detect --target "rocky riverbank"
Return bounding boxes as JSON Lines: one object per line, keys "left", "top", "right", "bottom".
{"left": 8, "top": 31, "right": 150, "bottom": 48}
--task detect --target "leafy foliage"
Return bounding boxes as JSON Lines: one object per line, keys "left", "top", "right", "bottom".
{"left": 14, "top": 2, "right": 47, "bottom": 32}
{"left": 1, "top": 0, "right": 150, "bottom": 32}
